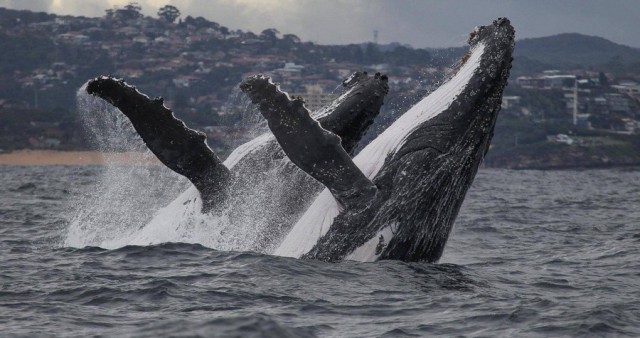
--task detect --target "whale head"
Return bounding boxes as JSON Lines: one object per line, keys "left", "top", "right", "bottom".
{"left": 278, "top": 18, "right": 516, "bottom": 262}
{"left": 367, "top": 19, "right": 516, "bottom": 262}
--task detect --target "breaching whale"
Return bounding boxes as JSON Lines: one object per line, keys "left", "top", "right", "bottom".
{"left": 87, "top": 71, "right": 389, "bottom": 251}
{"left": 244, "top": 18, "right": 514, "bottom": 262}
{"left": 85, "top": 18, "right": 515, "bottom": 262}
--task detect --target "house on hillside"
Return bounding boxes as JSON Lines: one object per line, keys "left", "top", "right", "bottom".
{"left": 0, "top": 99, "right": 29, "bottom": 109}
{"left": 56, "top": 32, "right": 91, "bottom": 45}
{"left": 173, "top": 75, "right": 202, "bottom": 88}
{"left": 517, "top": 75, "right": 576, "bottom": 90}
{"left": 604, "top": 93, "right": 632, "bottom": 114}
{"left": 612, "top": 82, "right": 640, "bottom": 102}
{"left": 501, "top": 96, "right": 521, "bottom": 109}
{"left": 290, "top": 84, "right": 338, "bottom": 111}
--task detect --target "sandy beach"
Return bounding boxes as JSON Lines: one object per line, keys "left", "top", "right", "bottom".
{"left": 0, "top": 150, "right": 162, "bottom": 166}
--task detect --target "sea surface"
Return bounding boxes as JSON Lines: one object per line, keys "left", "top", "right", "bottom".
{"left": 1, "top": 165, "right": 639, "bottom": 337}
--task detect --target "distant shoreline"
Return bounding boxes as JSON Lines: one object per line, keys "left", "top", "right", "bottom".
{"left": 0, "top": 150, "right": 162, "bottom": 166}
{"left": 1, "top": 150, "right": 638, "bottom": 171}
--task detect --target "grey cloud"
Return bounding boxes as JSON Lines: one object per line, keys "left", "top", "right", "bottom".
{"left": 1, "top": 0, "right": 638, "bottom": 48}
{"left": 0, "top": 0, "right": 53, "bottom": 12}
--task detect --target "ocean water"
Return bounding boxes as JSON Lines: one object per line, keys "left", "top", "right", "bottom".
{"left": 1, "top": 165, "right": 639, "bottom": 337}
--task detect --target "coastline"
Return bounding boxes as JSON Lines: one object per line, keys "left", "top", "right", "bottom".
{"left": 0, "top": 150, "right": 162, "bottom": 166}
{"left": 0, "top": 150, "right": 638, "bottom": 170}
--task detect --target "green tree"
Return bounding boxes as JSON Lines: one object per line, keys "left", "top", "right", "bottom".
{"left": 116, "top": 2, "right": 142, "bottom": 20}
{"left": 598, "top": 71, "right": 609, "bottom": 86}
{"left": 364, "top": 43, "right": 381, "bottom": 64}
{"left": 219, "top": 26, "right": 230, "bottom": 39}
{"left": 282, "top": 34, "right": 301, "bottom": 44}
{"left": 260, "top": 28, "right": 279, "bottom": 41}
{"left": 158, "top": 5, "right": 180, "bottom": 23}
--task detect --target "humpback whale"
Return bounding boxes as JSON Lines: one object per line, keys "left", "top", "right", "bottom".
{"left": 85, "top": 18, "right": 515, "bottom": 262}
{"left": 87, "top": 71, "right": 389, "bottom": 250}
{"left": 243, "top": 18, "right": 515, "bottom": 262}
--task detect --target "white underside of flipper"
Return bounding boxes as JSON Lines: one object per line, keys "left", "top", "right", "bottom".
{"left": 345, "top": 223, "right": 397, "bottom": 261}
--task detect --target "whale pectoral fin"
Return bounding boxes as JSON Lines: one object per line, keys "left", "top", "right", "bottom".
{"left": 315, "top": 71, "right": 388, "bottom": 154}
{"left": 240, "top": 75, "right": 377, "bottom": 208}
{"left": 86, "top": 76, "right": 231, "bottom": 212}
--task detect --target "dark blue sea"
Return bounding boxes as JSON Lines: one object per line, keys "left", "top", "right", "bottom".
{"left": 1, "top": 165, "right": 639, "bottom": 337}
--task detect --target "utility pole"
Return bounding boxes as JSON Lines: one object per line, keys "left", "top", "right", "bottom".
{"left": 33, "top": 86, "right": 38, "bottom": 109}
{"left": 573, "top": 77, "right": 578, "bottom": 126}
{"left": 373, "top": 30, "right": 379, "bottom": 44}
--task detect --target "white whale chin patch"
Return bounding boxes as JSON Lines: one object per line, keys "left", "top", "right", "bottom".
{"left": 345, "top": 222, "right": 398, "bottom": 262}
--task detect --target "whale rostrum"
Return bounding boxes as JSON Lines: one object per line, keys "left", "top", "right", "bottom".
{"left": 86, "top": 18, "right": 515, "bottom": 262}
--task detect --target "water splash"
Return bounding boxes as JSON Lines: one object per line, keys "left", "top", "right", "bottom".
{"left": 229, "top": 86, "right": 269, "bottom": 138}
{"left": 65, "top": 84, "right": 190, "bottom": 248}
{"left": 66, "top": 83, "right": 295, "bottom": 253}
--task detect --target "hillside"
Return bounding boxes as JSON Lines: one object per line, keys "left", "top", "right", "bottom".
{"left": 0, "top": 6, "right": 444, "bottom": 153}
{"left": 440, "top": 33, "right": 640, "bottom": 76}
{"left": 515, "top": 33, "right": 640, "bottom": 68}
{"left": 0, "top": 7, "right": 640, "bottom": 169}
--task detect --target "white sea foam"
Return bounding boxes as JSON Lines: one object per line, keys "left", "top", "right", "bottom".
{"left": 65, "top": 84, "right": 189, "bottom": 249}
{"left": 67, "top": 83, "right": 274, "bottom": 251}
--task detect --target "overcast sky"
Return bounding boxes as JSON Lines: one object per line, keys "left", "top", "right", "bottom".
{"left": 1, "top": 0, "right": 639, "bottom": 48}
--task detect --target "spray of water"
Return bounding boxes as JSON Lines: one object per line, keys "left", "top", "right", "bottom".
{"left": 66, "top": 83, "right": 299, "bottom": 253}
{"left": 228, "top": 86, "right": 269, "bottom": 141}
{"left": 65, "top": 84, "right": 190, "bottom": 248}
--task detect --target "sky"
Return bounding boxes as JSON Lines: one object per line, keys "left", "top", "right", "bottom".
{"left": 1, "top": 0, "right": 639, "bottom": 48}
